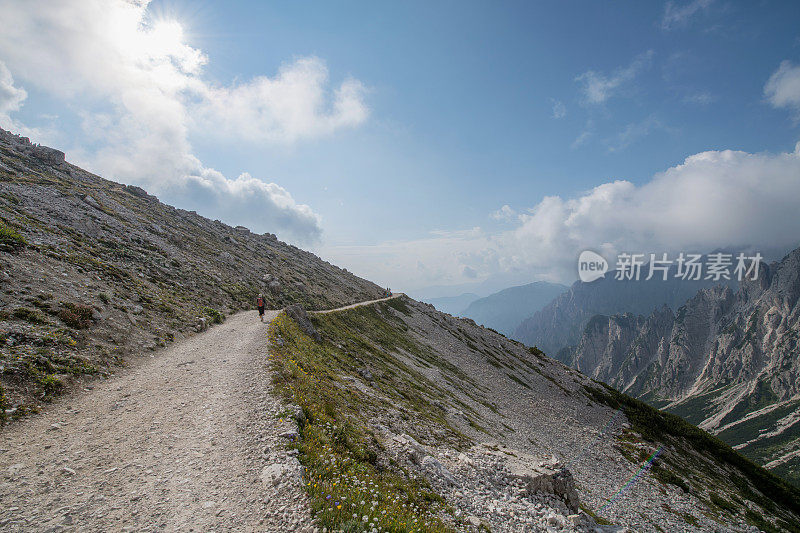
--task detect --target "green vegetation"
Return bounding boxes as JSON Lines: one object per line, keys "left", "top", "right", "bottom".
{"left": 202, "top": 306, "right": 226, "bottom": 324}
{"left": 527, "top": 345, "right": 544, "bottom": 358}
{"left": 579, "top": 504, "right": 612, "bottom": 526}
{"left": 718, "top": 380, "right": 779, "bottom": 428}
{"left": 709, "top": 492, "right": 738, "bottom": 514}
{"left": 269, "top": 310, "right": 455, "bottom": 532}
{"left": 12, "top": 307, "right": 47, "bottom": 324}
{"left": 0, "top": 220, "right": 26, "bottom": 251}
{"left": 665, "top": 385, "right": 730, "bottom": 426}
{"left": 584, "top": 382, "right": 800, "bottom": 527}
{"left": 0, "top": 384, "right": 8, "bottom": 426}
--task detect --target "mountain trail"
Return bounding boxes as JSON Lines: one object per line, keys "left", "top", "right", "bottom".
{"left": 0, "top": 299, "right": 392, "bottom": 532}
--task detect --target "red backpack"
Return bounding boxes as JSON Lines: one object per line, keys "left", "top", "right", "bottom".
{"left": 257, "top": 297, "right": 264, "bottom": 307}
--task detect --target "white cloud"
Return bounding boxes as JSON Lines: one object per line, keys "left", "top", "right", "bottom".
{"left": 765, "top": 60, "right": 800, "bottom": 120}
{"left": 196, "top": 58, "right": 368, "bottom": 143}
{"left": 0, "top": 62, "right": 26, "bottom": 120}
{"left": 607, "top": 115, "right": 669, "bottom": 152}
{"left": 0, "top": 0, "right": 369, "bottom": 243}
{"left": 576, "top": 50, "right": 653, "bottom": 105}
{"left": 550, "top": 98, "right": 566, "bottom": 119}
{"left": 491, "top": 204, "right": 518, "bottom": 221}
{"left": 661, "top": 0, "right": 714, "bottom": 31}
{"left": 682, "top": 91, "right": 714, "bottom": 105}
{"left": 326, "top": 144, "right": 800, "bottom": 290}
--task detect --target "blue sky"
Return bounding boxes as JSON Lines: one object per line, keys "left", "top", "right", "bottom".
{"left": 1, "top": 0, "right": 800, "bottom": 294}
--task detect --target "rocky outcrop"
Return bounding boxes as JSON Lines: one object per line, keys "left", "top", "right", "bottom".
{"left": 284, "top": 305, "right": 321, "bottom": 342}
{"left": 474, "top": 441, "right": 580, "bottom": 512}
{"left": 0, "top": 128, "right": 64, "bottom": 165}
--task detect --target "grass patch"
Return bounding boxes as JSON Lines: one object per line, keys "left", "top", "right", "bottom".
{"left": 12, "top": 307, "right": 47, "bottom": 324}
{"left": 0, "top": 221, "right": 26, "bottom": 252}
{"left": 202, "top": 306, "right": 225, "bottom": 324}
{"left": 580, "top": 504, "right": 612, "bottom": 525}
{"left": 269, "top": 312, "right": 454, "bottom": 532}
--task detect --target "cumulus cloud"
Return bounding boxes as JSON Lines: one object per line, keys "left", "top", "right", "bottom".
{"left": 765, "top": 60, "right": 800, "bottom": 120}
{"left": 196, "top": 58, "right": 368, "bottom": 143}
{"left": 326, "top": 144, "right": 800, "bottom": 289}
{"left": 0, "top": 0, "right": 369, "bottom": 242}
{"left": 661, "top": 0, "right": 714, "bottom": 31}
{"left": 576, "top": 51, "right": 653, "bottom": 105}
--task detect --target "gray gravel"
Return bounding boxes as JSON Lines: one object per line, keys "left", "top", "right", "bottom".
{"left": 0, "top": 310, "right": 314, "bottom": 532}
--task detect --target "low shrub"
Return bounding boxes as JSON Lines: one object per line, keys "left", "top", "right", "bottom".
{"left": 13, "top": 307, "right": 46, "bottom": 324}
{"left": 0, "top": 221, "right": 26, "bottom": 252}
{"left": 58, "top": 302, "right": 94, "bottom": 329}
{"left": 202, "top": 307, "right": 225, "bottom": 324}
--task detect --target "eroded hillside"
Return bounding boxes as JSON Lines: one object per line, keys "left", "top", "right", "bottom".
{"left": 271, "top": 296, "right": 800, "bottom": 532}
{"left": 0, "top": 127, "right": 383, "bottom": 417}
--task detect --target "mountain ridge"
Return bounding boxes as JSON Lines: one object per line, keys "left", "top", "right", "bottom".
{"left": 563, "top": 247, "right": 800, "bottom": 487}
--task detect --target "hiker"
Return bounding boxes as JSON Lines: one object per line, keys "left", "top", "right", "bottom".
{"left": 257, "top": 293, "right": 265, "bottom": 322}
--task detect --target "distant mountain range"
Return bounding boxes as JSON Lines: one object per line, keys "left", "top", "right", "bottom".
{"left": 459, "top": 282, "right": 567, "bottom": 336}
{"left": 424, "top": 293, "right": 480, "bottom": 316}
{"left": 513, "top": 268, "right": 731, "bottom": 356}
{"left": 560, "top": 247, "right": 800, "bottom": 487}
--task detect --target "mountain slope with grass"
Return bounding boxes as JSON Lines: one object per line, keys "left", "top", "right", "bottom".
{"left": 0, "top": 127, "right": 383, "bottom": 418}
{"left": 560, "top": 247, "right": 800, "bottom": 489}
{"left": 270, "top": 296, "right": 800, "bottom": 532}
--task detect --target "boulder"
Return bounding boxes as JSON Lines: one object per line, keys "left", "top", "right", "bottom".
{"left": 475, "top": 442, "right": 580, "bottom": 512}
{"left": 421, "top": 454, "right": 456, "bottom": 486}
{"left": 285, "top": 305, "right": 321, "bottom": 341}
{"left": 393, "top": 433, "right": 426, "bottom": 465}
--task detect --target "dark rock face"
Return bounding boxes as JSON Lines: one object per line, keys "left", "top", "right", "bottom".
{"left": 285, "top": 305, "right": 321, "bottom": 342}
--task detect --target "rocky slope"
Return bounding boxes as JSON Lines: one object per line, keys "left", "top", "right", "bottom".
{"left": 563, "top": 248, "right": 800, "bottom": 487}
{"left": 457, "top": 281, "right": 567, "bottom": 337}
{"left": 0, "top": 127, "right": 383, "bottom": 417}
{"left": 513, "top": 269, "right": 727, "bottom": 357}
{"left": 271, "top": 296, "right": 800, "bottom": 532}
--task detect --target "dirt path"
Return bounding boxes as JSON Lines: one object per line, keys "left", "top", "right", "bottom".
{"left": 311, "top": 293, "right": 401, "bottom": 314}
{"left": 0, "top": 310, "right": 310, "bottom": 532}
{"left": 0, "top": 297, "right": 398, "bottom": 532}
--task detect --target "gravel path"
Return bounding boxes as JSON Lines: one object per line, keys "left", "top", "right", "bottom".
{"left": 0, "top": 309, "right": 310, "bottom": 532}
{"left": 311, "top": 293, "right": 401, "bottom": 314}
